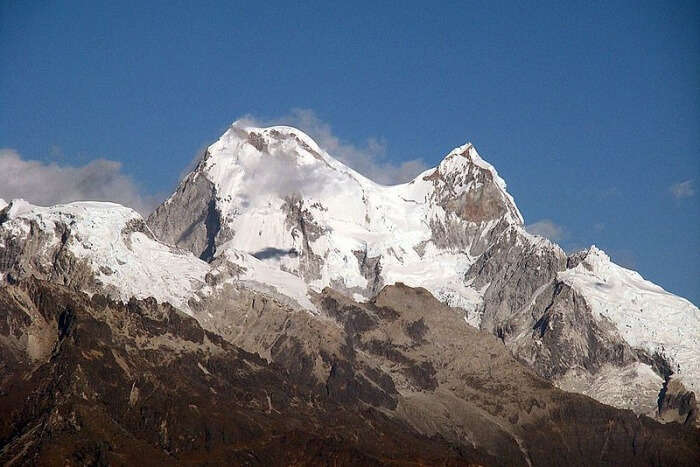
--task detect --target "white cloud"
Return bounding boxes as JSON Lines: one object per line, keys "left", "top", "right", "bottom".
{"left": 233, "top": 144, "right": 328, "bottom": 202}
{"left": 670, "top": 180, "right": 695, "bottom": 199}
{"left": 237, "top": 109, "right": 430, "bottom": 185}
{"left": 0, "top": 149, "right": 158, "bottom": 215}
{"left": 525, "top": 219, "right": 565, "bottom": 241}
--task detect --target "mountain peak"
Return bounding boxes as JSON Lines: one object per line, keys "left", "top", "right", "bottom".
{"left": 230, "top": 121, "right": 321, "bottom": 145}
{"left": 422, "top": 142, "right": 524, "bottom": 226}
{"left": 584, "top": 244, "right": 610, "bottom": 261}
{"left": 209, "top": 122, "right": 327, "bottom": 165}
{"left": 149, "top": 122, "right": 529, "bottom": 306}
{"left": 441, "top": 142, "right": 501, "bottom": 179}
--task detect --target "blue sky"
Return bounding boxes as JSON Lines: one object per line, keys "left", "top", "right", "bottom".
{"left": 1, "top": 0, "right": 698, "bottom": 303}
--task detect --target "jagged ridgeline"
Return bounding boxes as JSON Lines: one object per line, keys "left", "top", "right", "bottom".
{"left": 1, "top": 122, "right": 698, "bottom": 465}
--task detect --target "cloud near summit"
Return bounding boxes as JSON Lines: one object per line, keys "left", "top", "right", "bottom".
{"left": 1, "top": 111, "right": 430, "bottom": 215}
{"left": 237, "top": 109, "right": 430, "bottom": 185}
{"left": 525, "top": 219, "right": 565, "bottom": 241}
{"left": 0, "top": 149, "right": 158, "bottom": 215}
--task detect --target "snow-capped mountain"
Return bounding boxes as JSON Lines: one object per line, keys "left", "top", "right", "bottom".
{"left": 149, "top": 123, "right": 522, "bottom": 319}
{"left": 1, "top": 121, "right": 697, "bottom": 429}
{"left": 147, "top": 122, "right": 698, "bottom": 421}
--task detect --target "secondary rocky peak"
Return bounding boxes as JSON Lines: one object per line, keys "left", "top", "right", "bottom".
{"left": 565, "top": 245, "right": 631, "bottom": 277}
{"left": 580, "top": 244, "right": 611, "bottom": 265}
{"left": 433, "top": 142, "right": 492, "bottom": 176}
{"left": 420, "top": 142, "right": 524, "bottom": 226}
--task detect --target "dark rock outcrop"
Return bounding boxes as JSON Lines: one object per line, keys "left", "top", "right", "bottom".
{"left": 0, "top": 279, "right": 486, "bottom": 465}
{"left": 1, "top": 279, "right": 698, "bottom": 465}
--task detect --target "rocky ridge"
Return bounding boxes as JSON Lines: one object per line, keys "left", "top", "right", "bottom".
{"left": 1, "top": 278, "right": 697, "bottom": 465}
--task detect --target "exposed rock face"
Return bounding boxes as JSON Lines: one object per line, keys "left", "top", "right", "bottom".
{"left": 517, "top": 282, "right": 639, "bottom": 378}
{"left": 658, "top": 379, "right": 698, "bottom": 426}
{"left": 2, "top": 279, "right": 698, "bottom": 466}
{"left": 147, "top": 158, "right": 227, "bottom": 260}
{"left": 423, "top": 144, "right": 522, "bottom": 225}
{"left": 279, "top": 194, "right": 326, "bottom": 281}
{"left": 466, "top": 225, "right": 568, "bottom": 333}
{"left": 352, "top": 248, "right": 384, "bottom": 296}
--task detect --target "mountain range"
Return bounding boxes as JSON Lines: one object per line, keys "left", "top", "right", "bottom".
{"left": 1, "top": 122, "right": 698, "bottom": 465}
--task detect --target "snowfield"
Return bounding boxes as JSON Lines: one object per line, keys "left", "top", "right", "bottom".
{"left": 559, "top": 246, "right": 700, "bottom": 393}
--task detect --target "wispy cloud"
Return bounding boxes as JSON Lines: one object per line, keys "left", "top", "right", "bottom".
{"left": 598, "top": 187, "right": 621, "bottom": 199}
{"left": 237, "top": 109, "right": 430, "bottom": 185}
{"left": 670, "top": 180, "right": 695, "bottom": 199}
{"left": 232, "top": 144, "right": 328, "bottom": 202}
{"left": 0, "top": 149, "right": 158, "bottom": 215}
{"left": 525, "top": 219, "right": 565, "bottom": 241}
